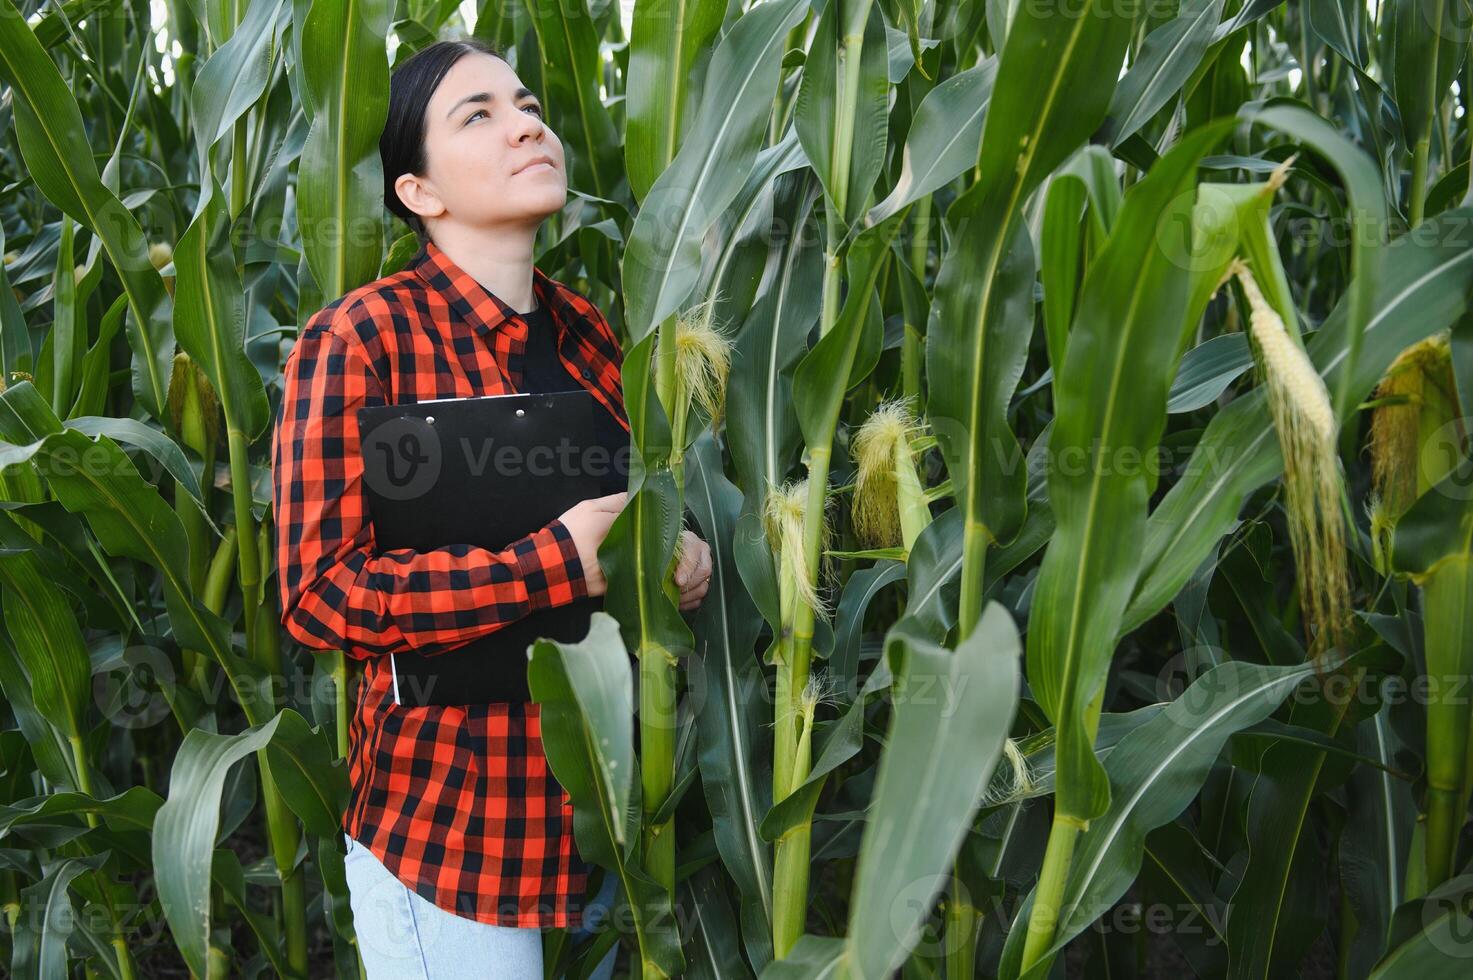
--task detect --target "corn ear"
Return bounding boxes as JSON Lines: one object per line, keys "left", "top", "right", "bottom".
{"left": 166, "top": 350, "right": 222, "bottom": 454}
{"left": 150, "top": 241, "right": 175, "bottom": 295}
{"left": 1369, "top": 333, "right": 1461, "bottom": 519}
{"left": 850, "top": 396, "right": 931, "bottom": 550}
{"left": 763, "top": 476, "right": 833, "bottom": 620}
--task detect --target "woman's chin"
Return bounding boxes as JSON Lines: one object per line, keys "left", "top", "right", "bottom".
{"left": 483, "top": 190, "right": 567, "bottom": 225}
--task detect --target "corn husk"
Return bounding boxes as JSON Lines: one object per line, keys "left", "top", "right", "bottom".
{"left": 1369, "top": 333, "right": 1461, "bottom": 518}
{"left": 166, "top": 350, "right": 222, "bottom": 453}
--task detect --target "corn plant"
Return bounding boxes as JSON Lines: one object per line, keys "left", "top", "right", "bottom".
{"left": 6, "top": 1, "right": 1473, "bottom": 978}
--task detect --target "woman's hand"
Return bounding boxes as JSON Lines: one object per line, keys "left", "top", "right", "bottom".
{"left": 673, "top": 528, "right": 713, "bottom": 612}
{"left": 556, "top": 491, "right": 628, "bottom": 596}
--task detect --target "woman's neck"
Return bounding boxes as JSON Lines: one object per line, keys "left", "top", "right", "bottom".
{"left": 428, "top": 223, "right": 539, "bottom": 314}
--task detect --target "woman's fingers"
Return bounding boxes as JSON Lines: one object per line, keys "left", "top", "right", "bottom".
{"left": 676, "top": 536, "right": 712, "bottom": 606}
{"left": 674, "top": 530, "right": 697, "bottom": 585}
{"left": 678, "top": 575, "right": 710, "bottom": 610}
{"left": 678, "top": 547, "right": 707, "bottom": 589}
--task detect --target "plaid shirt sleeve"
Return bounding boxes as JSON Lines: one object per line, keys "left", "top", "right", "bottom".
{"left": 271, "top": 315, "right": 590, "bottom": 661}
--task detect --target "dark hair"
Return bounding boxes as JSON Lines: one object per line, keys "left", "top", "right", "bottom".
{"left": 380, "top": 38, "right": 505, "bottom": 241}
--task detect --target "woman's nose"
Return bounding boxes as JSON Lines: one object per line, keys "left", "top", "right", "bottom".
{"left": 511, "top": 113, "right": 545, "bottom": 144}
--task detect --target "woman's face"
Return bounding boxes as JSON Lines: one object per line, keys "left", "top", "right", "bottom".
{"left": 397, "top": 52, "right": 566, "bottom": 233}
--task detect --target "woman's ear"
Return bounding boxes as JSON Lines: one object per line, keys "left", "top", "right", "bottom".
{"left": 394, "top": 172, "right": 446, "bottom": 224}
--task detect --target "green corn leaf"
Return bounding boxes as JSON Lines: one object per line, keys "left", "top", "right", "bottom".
{"left": 867, "top": 57, "right": 997, "bottom": 227}
{"left": 999, "top": 652, "right": 1370, "bottom": 980}
{"left": 0, "top": 382, "right": 268, "bottom": 723}
{"left": 0, "top": 547, "right": 92, "bottom": 748}
{"left": 1027, "top": 119, "right": 1233, "bottom": 825}
{"left": 685, "top": 431, "right": 776, "bottom": 968}
{"left": 1127, "top": 204, "right": 1473, "bottom": 634}
{"left": 846, "top": 603, "right": 1021, "bottom": 978}
{"left": 623, "top": 0, "right": 725, "bottom": 202}
{"left": 0, "top": 0, "right": 175, "bottom": 421}
{"left": 154, "top": 712, "right": 285, "bottom": 979}
{"left": 529, "top": 611, "right": 685, "bottom": 979}
{"left": 795, "top": 0, "right": 889, "bottom": 227}
{"left": 623, "top": 0, "right": 809, "bottom": 342}
{"left": 295, "top": 0, "right": 392, "bottom": 297}
{"left": 10, "top": 855, "right": 107, "bottom": 980}
{"left": 526, "top": 0, "right": 622, "bottom": 202}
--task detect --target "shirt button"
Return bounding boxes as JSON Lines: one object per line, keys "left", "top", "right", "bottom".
{"left": 581, "top": 368, "right": 593, "bottom": 379}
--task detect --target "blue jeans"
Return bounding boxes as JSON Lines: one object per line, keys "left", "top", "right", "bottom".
{"left": 343, "top": 834, "right": 618, "bottom": 979}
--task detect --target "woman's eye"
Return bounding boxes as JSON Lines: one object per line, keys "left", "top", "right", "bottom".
{"left": 524, "top": 104, "right": 543, "bottom": 117}
{"left": 467, "top": 109, "right": 488, "bottom": 123}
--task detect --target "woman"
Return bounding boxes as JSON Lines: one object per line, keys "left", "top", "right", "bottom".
{"left": 270, "top": 37, "right": 713, "bottom": 977}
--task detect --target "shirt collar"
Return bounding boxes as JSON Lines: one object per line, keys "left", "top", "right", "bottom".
{"left": 407, "top": 237, "right": 630, "bottom": 433}
{"left": 409, "top": 237, "right": 567, "bottom": 338}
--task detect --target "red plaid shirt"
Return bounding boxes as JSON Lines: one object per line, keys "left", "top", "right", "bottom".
{"left": 271, "top": 238, "right": 629, "bottom": 928}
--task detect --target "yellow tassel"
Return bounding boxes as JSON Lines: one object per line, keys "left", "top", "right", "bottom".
{"left": 763, "top": 477, "right": 833, "bottom": 620}
{"left": 674, "top": 297, "right": 733, "bottom": 430}
{"left": 1263, "top": 152, "right": 1298, "bottom": 195}
{"left": 850, "top": 396, "right": 930, "bottom": 549}
{"left": 1230, "top": 258, "right": 1350, "bottom": 662}
{"left": 799, "top": 670, "right": 844, "bottom": 717}
{"left": 980, "top": 737, "right": 1035, "bottom": 807}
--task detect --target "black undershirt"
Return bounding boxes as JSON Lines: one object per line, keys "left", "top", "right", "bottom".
{"left": 517, "top": 301, "right": 629, "bottom": 456}
{"left": 516, "top": 300, "right": 578, "bottom": 392}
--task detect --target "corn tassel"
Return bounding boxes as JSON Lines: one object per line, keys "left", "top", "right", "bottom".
{"left": 672, "top": 296, "right": 733, "bottom": 435}
{"left": 1230, "top": 258, "right": 1351, "bottom": 662}
{"left": 850, "top": 396, "right": 932, "bottom": 552}
{"left": 980, "top": 737, "right": 1036, "bottom": 807}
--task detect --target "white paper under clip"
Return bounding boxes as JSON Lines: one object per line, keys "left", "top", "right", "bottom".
{"left": 416, "top": 392, "right": 523, "bottom": 404}
{"left": 390, "top": 652, "right": 402, "bottom": 705}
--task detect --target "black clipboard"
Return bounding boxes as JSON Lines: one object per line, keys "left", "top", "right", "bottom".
{"left": 355, "top": 388, "right": 628, "bottom": 706}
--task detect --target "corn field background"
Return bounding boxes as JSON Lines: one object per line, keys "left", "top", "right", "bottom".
{"left": 3, "top": 0, "right": 1473, "bottom": 976}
